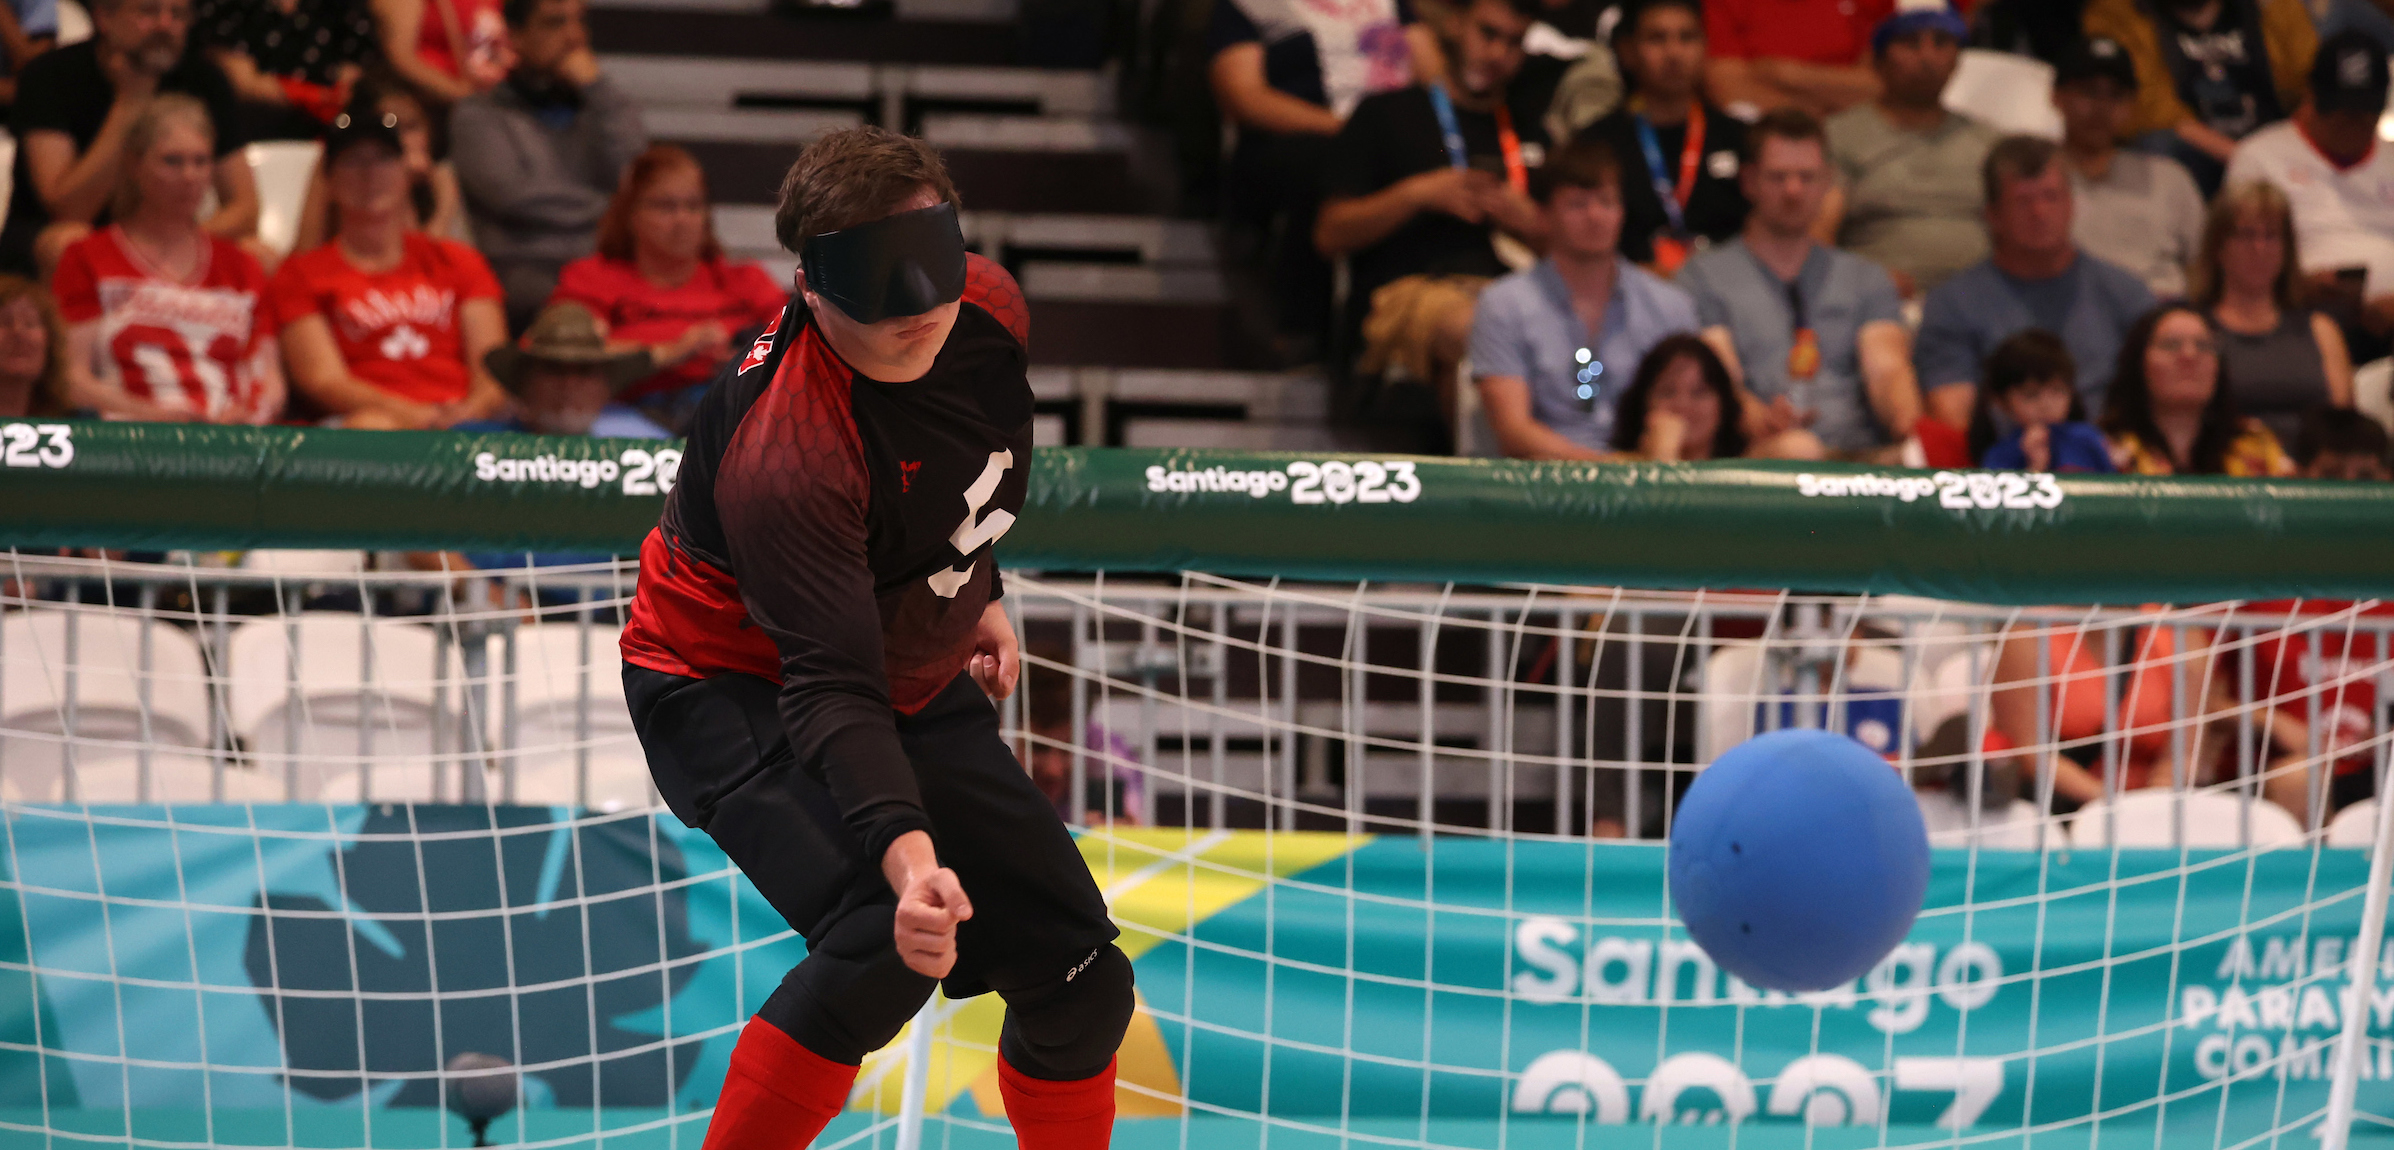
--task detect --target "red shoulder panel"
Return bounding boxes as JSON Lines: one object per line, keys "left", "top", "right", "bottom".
{"left": 962, "top": 252, "right": 1029, "bottom": 344}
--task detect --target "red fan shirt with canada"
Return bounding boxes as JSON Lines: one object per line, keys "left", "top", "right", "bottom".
{"left": 52, "top": 226, "right": 279, "bottom": 423}
{"left": 268, "top": 231, "right": 503, "bottom": 406}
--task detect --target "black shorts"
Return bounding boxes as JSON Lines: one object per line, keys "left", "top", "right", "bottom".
{"left": 623, "top": 666, "right": 1118, "bottom": 999}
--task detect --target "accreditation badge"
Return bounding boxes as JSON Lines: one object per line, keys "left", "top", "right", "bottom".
{"left": 1787, "top": 327, "right": 1821, "bottom": 380}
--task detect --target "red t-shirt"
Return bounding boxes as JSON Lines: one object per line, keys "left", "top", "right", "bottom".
{"left": 2243, "top": 601, "right": 2394, "bottom": 777}
{"left": 268, "top": 232, "right": 503, "bottom": 407}
{"left": 1706, "top": 0, "right": 1892, "bottom": 66}
{"left": 551, "top": 255, "right": 788, "bottom": 401}
{"left": 53, "top": 227, "right": 278, "bottom": 424}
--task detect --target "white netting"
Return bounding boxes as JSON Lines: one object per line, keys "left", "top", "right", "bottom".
{"left": 2, "top": 551, "right": 2392, "bottom": 1150}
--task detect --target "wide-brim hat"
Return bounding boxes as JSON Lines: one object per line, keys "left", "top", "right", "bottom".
{"left": 485, "top": 302, "right": 655, "bottom": 394}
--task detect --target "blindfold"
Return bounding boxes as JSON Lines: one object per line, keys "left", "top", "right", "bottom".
{"left": 800, "top": 202, "right": 968, "bottom": 325}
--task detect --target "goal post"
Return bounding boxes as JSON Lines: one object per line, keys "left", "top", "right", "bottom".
{"left": 2, "top": 420, "right": 2393, "bottom": 1150}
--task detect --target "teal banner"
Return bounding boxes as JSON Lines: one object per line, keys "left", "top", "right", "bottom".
{"left": 1, "top": 813, "right": 2386, "bottom": 1149}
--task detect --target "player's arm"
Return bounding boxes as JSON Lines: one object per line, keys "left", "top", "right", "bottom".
{"left": 719, "top": 453, "right": 970, "bottom": 977}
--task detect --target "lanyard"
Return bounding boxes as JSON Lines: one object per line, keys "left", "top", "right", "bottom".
{"left": 1631, "top": 100, "right": 1704, "bottom": 236}
{"left": 1426, "top": 82, "right": 1529, "bottom": 194}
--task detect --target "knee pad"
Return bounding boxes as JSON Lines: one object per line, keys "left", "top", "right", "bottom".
{"left": 998, "top": 944, "right": 1136, "bottom": 1082}
{"left": 759, "top": 902, "right": 936, "bottom": 1065}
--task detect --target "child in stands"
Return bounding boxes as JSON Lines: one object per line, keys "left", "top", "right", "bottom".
{"left": 1969, "top": 329, "right": 2115, "bottom": 472}
{"left": 2294, "top": 406, "right": 2391, "bottom": 481}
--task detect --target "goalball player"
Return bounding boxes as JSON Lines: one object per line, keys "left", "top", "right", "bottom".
{"left": 619, "top": 126, "right": 1133, "bottom": 1149}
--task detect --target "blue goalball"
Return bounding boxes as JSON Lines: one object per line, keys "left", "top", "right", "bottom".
{"left": 1667, "top": 728, "right": 1932, "bottom": 993}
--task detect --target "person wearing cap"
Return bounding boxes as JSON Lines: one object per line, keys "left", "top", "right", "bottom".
{"left": 449, "top": 0, "right": 645, "bottom": 331}
{"left": 270, "top": 100, "right": 509, "bottom": 429}
{"left": 2054, "top": 35, "right": 2206, "bottom": 298}
{"left": 1819, "top": 2, "right": 1998, "bottom": 297}
{"left": 1702, "top": 0, "right": 1891, "bottom": 117}
{"left": 453, "top": 301, "right": 659, "bottom": 436}
{"left": 617, "top": 126, "right": 1135, "bottom": 1150}
{"left": 2083, "top": 0, "right": 2314, "bottom": 197}
{"left": 2225, "top": 30, "right": 2394, "bottom": 356}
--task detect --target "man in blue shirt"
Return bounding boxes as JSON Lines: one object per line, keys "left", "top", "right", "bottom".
{"left": 1914, "top": 134, "right": 2155, "bottom": 429}
{"left": 1467, "top": 136, "right": 1698, "bottom": 458}
{"left": 1679, "top": 107, "right": 1920, "bottom": 457}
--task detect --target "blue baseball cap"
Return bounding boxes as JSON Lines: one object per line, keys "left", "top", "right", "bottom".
{"left": 1872, "top": 4, "right": 1967, "bottom": 55}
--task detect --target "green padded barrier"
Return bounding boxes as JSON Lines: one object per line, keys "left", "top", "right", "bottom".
{"left": 0, "top": 420, "right": 2387, "bottom": 602}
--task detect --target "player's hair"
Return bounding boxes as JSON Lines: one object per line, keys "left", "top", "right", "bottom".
{"left": 1740, "top": 107, "right": 1825, "bottom": 166}
{"left": 501, "top": 0, "right": 555, "bottom": 28}
{"left": 2294, "top": 405, "right": 2390, "bottom": 467}
{"left": 1981, "top": 134, "right": 2061, "bottom": 208}
{"left": 1533, "top": 137, "right": 1621, "bottom": 204}
{"left": 1608, "top": 333, "right": 1748, "bottom": 459}
{"left": 774, "top": 126, "right": 962, "bottom": 254}
{"left": 0, "top": 275, "right": 70, "bottom": 417}
{"left": 598, "top": 144, "right": 722, "bottom": 263}
{"left": 2190, "top": 181, "right": 2306, "bottom": 312}
{"left": 1968, "top": 329, "right": 2085, "bottom": 463}
{"left": 111, "top": 93, "right": 214, "bottom": 223}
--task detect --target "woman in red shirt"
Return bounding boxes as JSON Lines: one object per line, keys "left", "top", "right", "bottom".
{"left": 55, "top": 96, "right": 285, "bottom": 424}
{"left": 271, "top": 106, "right": 509, "bottom": 429}
{"left": 372, "top": 0, "right": 509, "bottom": 102}
{"left": 550, "top": 144, "right": 787, "bottom": 429}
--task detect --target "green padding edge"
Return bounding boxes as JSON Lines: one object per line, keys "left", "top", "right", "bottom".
{"left": 1, "top": 420, "right": 2388, "bottom": 602}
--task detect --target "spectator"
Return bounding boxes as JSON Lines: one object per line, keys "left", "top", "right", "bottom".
{"left": 1467, "top": 137, "right": 1695, "bottom": 459}
{"left": 1208, "top": 0, "right": 1414, "bottom": 349}
{"left": 2294, "top": 405, "right": 2390, "bottom": 479}
{"left": 2223, "top": 31, "right": 2394, "bottom": 358}
{"left": 1019, "top": 642, "right": 1146, "bottom": 827}
{"left": 460, "top": 301, "right": 659, "bottom": 436}
{"left": 1915, "top": 136, "right": 2155, "bottom": 430}
{"left": 2054, "top": 36, "right": 2205, "bottom": 298}
{"left": 0, "top": 0, "right": 57, "bottom": 114}
{"left": 194, "top": 0, "right": 377, "bottom": 140}
{"left": 292, "top": 72, "right": 464, "bottom": 250}
{"left": 1702, "top": 0, "right": 1890, "bottom": 116}
{"left": 450, "top": 0, "right": 644, "bottom": 331}
{"left": 1576, "top": 0, "right": 1746, "bottom": 273}
{"left": 1967, "top": 328, "right": 2116, "bottom": 472}
{"left": 1820, "top": 4, "right": 1998, "bottom": 297}
{"left": 270, "top": 104, "right": 507, "bottom": 429}
{"left": 2083, "top": 0, "right": 2314, "bottom": 196}
{"left": 1, "top": 0, "right": 261, "bottom": 277}
{"left": 2101, "top": 302, "right": 2296, "bottom": 475}
{"left": 1316, "top": 0, "right": 1549, "bottom": 415}
{"left": 2191, "top": 181, "right": 2355, "bottom": 447}
{"left": 1681, "top": 108, "right": 1920, "bottom": 458}
{"left": 551, "top": 144, "right": 785, "bottom": 433}
{"left": 53, "top": 94, "right": 281, "bottom": 423}
{"left": 1604, "top": 332, "right": 1826, "bottom": 459}
{"left": 0, "top": 275, "right": 65, "bottom": 417}
{"left": 371, "top": 0, "right": 506, "bottom": 104}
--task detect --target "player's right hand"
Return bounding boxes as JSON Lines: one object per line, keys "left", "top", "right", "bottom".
{"left": 894, "top": 867, "right": 974, "bottom": 978}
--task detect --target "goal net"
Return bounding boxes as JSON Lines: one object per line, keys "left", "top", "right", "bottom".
{"left": 2, "top": 423, "right": 2392, "bottom": 1150}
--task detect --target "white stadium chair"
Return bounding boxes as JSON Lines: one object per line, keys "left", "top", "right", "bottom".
{"left": 246, "top": 140, "right": 323, "bottom": 257}
{"left": 2327, "top": 798, "right": 2383, "bottom": 848}
{"left": 54, "top": 0, "right": 89, "bottom": 45}
{"left": 1, "top": 610, "right": 214, "bottom": 802}
{"left": 1942, "top": 49, "right": 2062, "bottom": 140}
{"left": 2354, "top": 357, "right": 2393, "bottom": 437}
{"left": 493, "top": 622, "right": 656, "bottom": 810}
{"left": 2069, "top": 789, "right": 2305, "bottom": 850}
{"left": 226, "top": 613, "right": 476, "bottom": 802}
{"left": 1918, "top": 792, "right": 2049, "bottom": 850}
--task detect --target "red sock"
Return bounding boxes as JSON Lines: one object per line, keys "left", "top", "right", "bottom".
{"left": 703, "top": 1017, "right": 860, "bottom": 1150}
{"left": 997, "top": 1055, "right": 1116, "bottom": 1150}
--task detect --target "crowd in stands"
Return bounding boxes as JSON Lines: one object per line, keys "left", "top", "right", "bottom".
{"left": 1202, "top": 0, "right": 2394, "bottom": 490}
{"left": 0, "top": 0, "right": 764, "bottom": 440}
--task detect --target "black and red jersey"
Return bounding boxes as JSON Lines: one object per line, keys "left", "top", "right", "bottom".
{"left": 622, "top": 254, "right": 1033, "bottom": 859}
